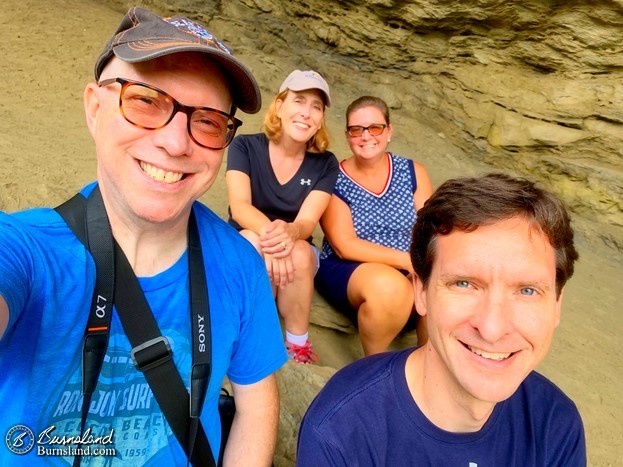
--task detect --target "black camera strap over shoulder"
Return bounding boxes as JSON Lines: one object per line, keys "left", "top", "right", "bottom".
{"left": 56, "top": 187, "right": 216, "bottom": 467}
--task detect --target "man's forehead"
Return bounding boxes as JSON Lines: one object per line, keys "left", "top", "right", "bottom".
{"left": 433, "top": 218, "right": 555, "bottom": 271}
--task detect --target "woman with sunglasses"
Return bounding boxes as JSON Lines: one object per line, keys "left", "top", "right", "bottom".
{"left": 226, "top": 70, "right": 338, "bottom": 364}
{"left": 315, "top": 96, "right": 433, "bottom": 356}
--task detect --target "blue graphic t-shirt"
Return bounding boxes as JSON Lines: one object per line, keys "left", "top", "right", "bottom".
{"left": 0, "top": 184, "right": 287, "bottom": 466}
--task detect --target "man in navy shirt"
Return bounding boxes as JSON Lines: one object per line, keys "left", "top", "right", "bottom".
{"left": 298, "top": 173, "right": 586, "bottom": 466}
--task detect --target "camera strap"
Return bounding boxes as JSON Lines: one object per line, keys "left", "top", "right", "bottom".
{"left": 56, "top": 187, "right": 215, "bottom": 467}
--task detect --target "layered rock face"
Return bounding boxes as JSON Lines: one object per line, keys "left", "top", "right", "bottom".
{"left": 153, "top": 0, "right": 622, "bottom": 249}
{"left": 98, "top": 2, "right": 621, "bottom": 464}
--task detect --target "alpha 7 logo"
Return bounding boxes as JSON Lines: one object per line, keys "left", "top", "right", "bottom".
{"left": 95, "top": 295, "right": 107, "bottom": 318}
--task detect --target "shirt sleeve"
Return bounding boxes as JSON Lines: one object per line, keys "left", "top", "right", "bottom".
{"left": 226, "top": 250, "right": 287, "bottom": 384}
{"left": 0, "top": 214, "right": 34, "bottom": 333}
{"left": 226, "top": 134, "right": 252, "bottom": 175}
{"left": 547, "top": 402, "right": 587, "bottom": 466}
{"left": 407, "top": 158, "right": 417, "bottom": 194}
{"left": 297, "top": 413, "right": 348, "bottom": 467}
{"left": 312, "top": 152, "right": 339, "bottom": 194}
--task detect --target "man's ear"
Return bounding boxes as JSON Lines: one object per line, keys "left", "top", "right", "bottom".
{"left": 83, "top": 82, "right": 101, "bottom": 138}
{"left": 412, "top": 274, "right": 428, "bottom": 318}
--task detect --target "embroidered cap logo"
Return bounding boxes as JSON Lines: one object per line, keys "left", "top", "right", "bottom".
{"left": 163, "top": 18, "right": 233, "bottom": 56}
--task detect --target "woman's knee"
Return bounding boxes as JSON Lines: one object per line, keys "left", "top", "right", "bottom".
{"left": 290, "top": 240, "right": 315, "bottom": 273}
{"left": 350, "top": 266, "right": 413, "bottom": 310}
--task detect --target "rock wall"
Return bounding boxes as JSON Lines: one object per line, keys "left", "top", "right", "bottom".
{"left": 120, "top": 0, "right": 623, "bottom": 251}
{"left": 91, "top": 2, "right": 622, "bottom": 464}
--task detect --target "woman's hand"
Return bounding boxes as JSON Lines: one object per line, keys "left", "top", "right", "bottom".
{"left": 259, "top": 219, "right": 299, "bottom": 259}
{"left": 264, "top": 252, "right": 295, "bottom": 288}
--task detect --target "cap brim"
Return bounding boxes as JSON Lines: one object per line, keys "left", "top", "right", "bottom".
{"left": 111, "top": 41, "right": 261, "bottom": 114}
{"left": 284, "top": 84, "right": 331, "bottom": 107}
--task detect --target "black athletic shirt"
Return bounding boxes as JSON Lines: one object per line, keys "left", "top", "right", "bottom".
{"left": 226, "top": 133, "right": 339, "bottom": 232}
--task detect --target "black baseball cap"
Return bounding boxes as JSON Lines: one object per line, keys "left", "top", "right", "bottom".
{"left": 94, "top": 7, "right": 261, "bottom": 114}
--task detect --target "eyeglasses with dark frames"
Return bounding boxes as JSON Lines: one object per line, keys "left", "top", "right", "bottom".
{"left": 98, "top": 77, "right": 242, "bottom": 150}
{"left": 346, "top": 124, "right": 387, "bottom": 138}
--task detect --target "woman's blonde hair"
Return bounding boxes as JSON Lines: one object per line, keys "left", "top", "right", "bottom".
{"left": 262, "top": 89, "right": 331, "bottom": 153}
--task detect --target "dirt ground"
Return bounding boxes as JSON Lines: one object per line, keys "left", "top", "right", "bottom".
{"left": 1, "top": 1, "right": 621, "bottom": 465}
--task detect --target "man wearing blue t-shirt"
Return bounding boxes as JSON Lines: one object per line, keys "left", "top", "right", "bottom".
{"left": 0, "top": 7, "right": 286, "bottom": 466}
{"left": 298, "top": 173, "right": 586, "bottom": 466}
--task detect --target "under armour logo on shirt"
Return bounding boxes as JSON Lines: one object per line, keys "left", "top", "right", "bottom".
{"left": 300, "top": 179, "right": 311, "bottom": 186}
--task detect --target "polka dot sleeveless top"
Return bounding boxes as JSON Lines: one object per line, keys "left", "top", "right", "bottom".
{"left": 320, "top": 152, "right": 417, "bottom": 259}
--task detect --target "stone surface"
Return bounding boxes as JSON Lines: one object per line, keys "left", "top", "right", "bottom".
{"left": 35, "top": 1, "right": 622, "bottom": 464}
{"left": 111, "top": 2, "right": 623, "bottom": 462}
{"left": 274, "top": 362, "right": 337, "bottom": 466}
{"left": 137, "top": 0, "right": 622, "bottom": 251}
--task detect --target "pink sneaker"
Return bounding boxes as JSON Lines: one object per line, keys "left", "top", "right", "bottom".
{"left": 286, "top": 340, "right": 319, "bottom": 364}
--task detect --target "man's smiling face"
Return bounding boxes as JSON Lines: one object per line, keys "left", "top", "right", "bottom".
{"left": 414, "top": 216, "right": 563, "bottom": 405}
{"left": 86, "top": 52, "right": 232, "bottom": 226}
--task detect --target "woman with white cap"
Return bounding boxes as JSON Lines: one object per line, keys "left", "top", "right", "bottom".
{"left": 226, "top": 70, "right": 338, "bottom": 364}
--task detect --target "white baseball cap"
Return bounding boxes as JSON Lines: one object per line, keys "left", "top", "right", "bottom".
{"left": 279, "top": 70, "right": 331, "bottom": 107}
